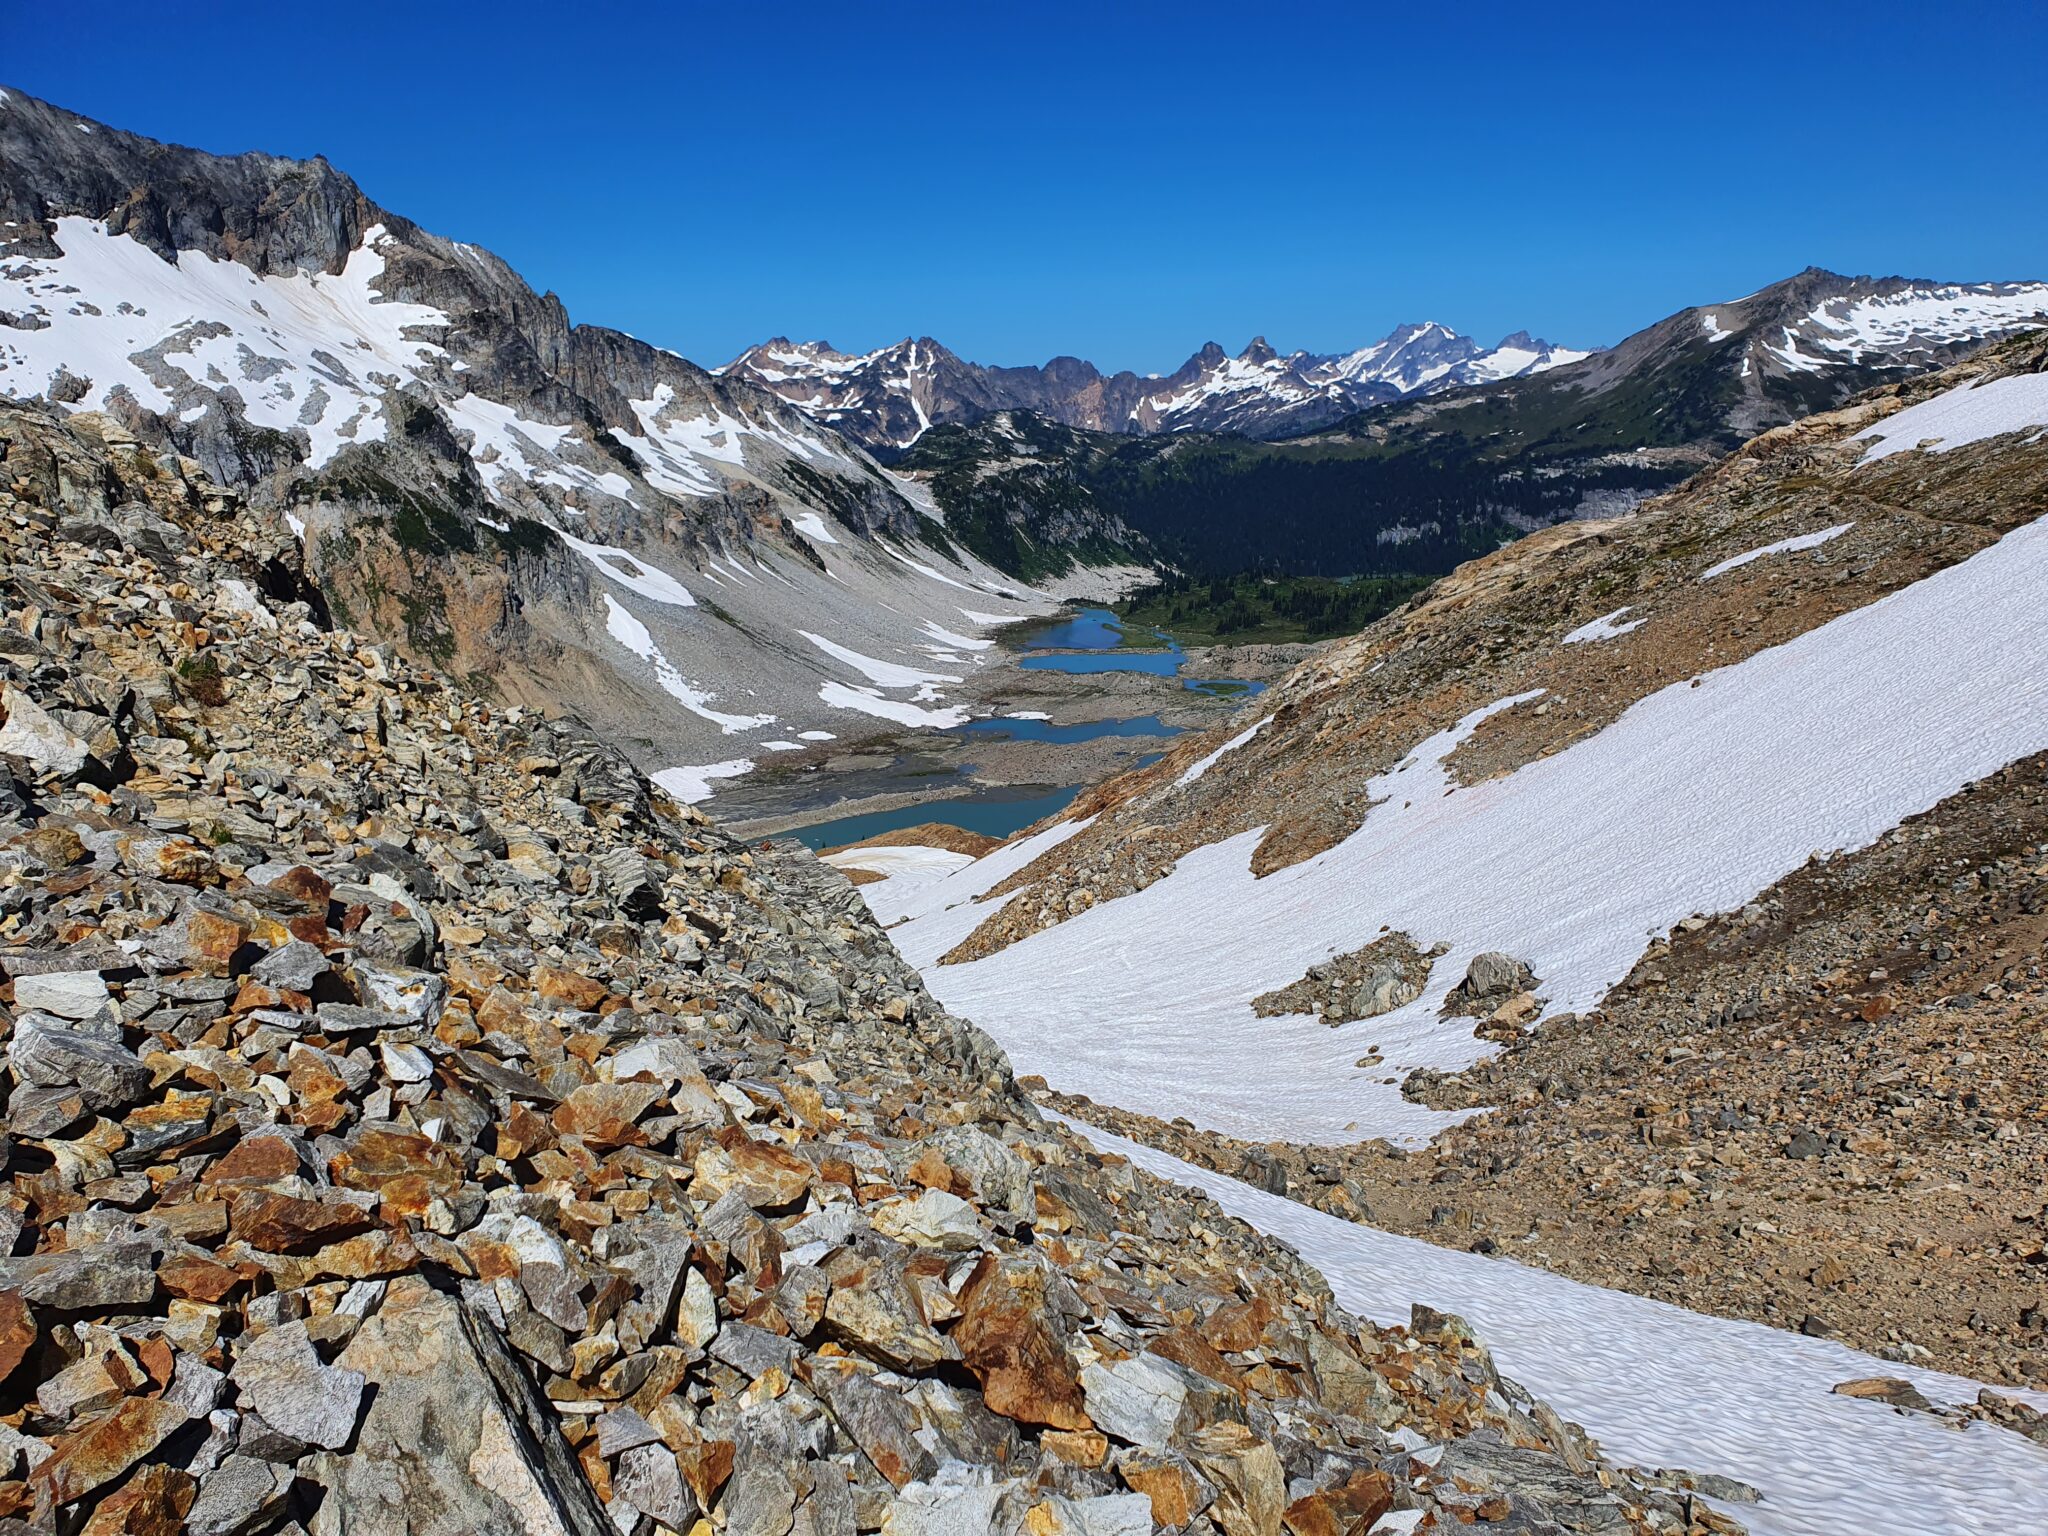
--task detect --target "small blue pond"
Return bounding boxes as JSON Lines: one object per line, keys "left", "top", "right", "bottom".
{"left": 792, "top": 783, "right": 1083, "bottom": 851}
{"left": 1019, "top": 607, "right": 1145, "bottom": 650}
{"left": 1015, "top": 606, "right": 1262, "bottom": 694}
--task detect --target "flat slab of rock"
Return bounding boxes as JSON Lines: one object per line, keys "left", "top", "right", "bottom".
{"left": 304, "top": 1278, "right": 611, "bottom": 1536}
{"left": 10, "top": 969, "right": 109, "bottom": 1019}
{"left": 229, "top": 1320, "right": 366, "bottom": 1451}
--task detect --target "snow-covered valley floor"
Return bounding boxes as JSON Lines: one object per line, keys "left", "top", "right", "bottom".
{"left": 1062, "top": 1118, "right": 2048, "bottom": 1536}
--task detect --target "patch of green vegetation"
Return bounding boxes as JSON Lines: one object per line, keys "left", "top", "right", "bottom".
{"left": 397, "top": 585, "right": 456, "bottom": 665}
{"left": 903, "top": 409, "right": 1671, "bottom": 583}
{"left": 175, "top": 652, "right": 229, "bottom": 706}
{"left": 910, "top": 512, "right": 959, "bottom": 562}
{"left": 1121, "top": 571, "right": 1435, "bottom": 644}
{"left": 699, "top": 597, "right": 751, "bottom": 636}
{"left": 898, "top": 417, "right": 1147, "bottom": 580}
{"left": 304, "top": 460, "right": 481, "bottom": 558}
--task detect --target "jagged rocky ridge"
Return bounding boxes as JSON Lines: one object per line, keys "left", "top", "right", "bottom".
{"left": 729, "top": 269, "right": 2048, "bottom": 460}
{"left": 723, "top": 329, "right": 1589, "bottom": 452}
{"left": 0, "top": 86, "right": 1063, "bottom": 769}
{"left": 0, "top": 403, "right": 1747, "bottom": 1533}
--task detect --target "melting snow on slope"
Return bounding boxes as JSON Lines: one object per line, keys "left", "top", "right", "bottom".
{"left": 824, "top": 845, "right": 976, "bottom": 898}
{"left": 601, "top": 595, "right": 772, "bottom": 733}
{"left": 882, "top": 545, "right": 981, "bottom": 593}
{"left": 789, "top": 511, "right": 840, "bottom": 545}
{"left": 650, "top": 760, "right": 754, "bottom": 804}
{"left": 883, "top": 511, "right": 2048, "bottom": 1144}
{"left": 817, "top": 682, "right": 969, "bottom": 728}
{"left": 1065, "top": 1119, "right": 2048, "bottom": 1536}
{"left": 920, "top": 620, "right": 994, "bottom": 651}
{"left": 1701, "top": 313, "right": 1734, "bottom": 343}
{"left": 1173, "top": 717, "right": 1269, "bottom": 788}
{"left": 862, "top": 815, "right": 1093, "bottom": 929}
{"left": 441, "top": 394, "right": 633, "bottom": 501}
{"left": 1562, "top": 606, "right": 1648, "bottom": 644}
{"left": 1700, "top": 524, "right": 1852, "bottom": 580}
{"left": 801, "top": 632, "right": 961, "bottom": 697}
{"left": 560, "top": 533, "right": 697, "bottom": 606}
{"left": 1854, "top": 372, "right": 2048, "bottom": 463}
{"left": 0, "top": 216, "right": 447, "bottom": 466}
{"left": 1800, "top": 284, "right": 2048, "bottom": 360}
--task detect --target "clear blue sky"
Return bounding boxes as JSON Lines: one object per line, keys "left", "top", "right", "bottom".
{"left": 10, "top": 1, "right": 2045, "bottom": 373}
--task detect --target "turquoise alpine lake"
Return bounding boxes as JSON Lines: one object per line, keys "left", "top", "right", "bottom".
{"left": 791, "top": 782, "right": 1084, "bottom": 851}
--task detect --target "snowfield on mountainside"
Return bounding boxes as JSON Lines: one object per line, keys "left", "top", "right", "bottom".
{"left": 1063, "top": 1119, "right": 2048, "bottom": 1536}
{"left": 872, "top": 507, "right": 2048, "bottom": 1145}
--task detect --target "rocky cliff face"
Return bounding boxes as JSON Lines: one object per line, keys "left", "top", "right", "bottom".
{"left": 0, "top": 87, "right": 1063, "bottom": 773}
{"left": 0, "top": 399, "right": 1739, "bottom": 1534}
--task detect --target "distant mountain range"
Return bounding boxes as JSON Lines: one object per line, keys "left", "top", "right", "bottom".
{"left": 726, "top": 266, "right": 2048, "bottom": 457}
{"left": 722, "top": 327, "right": 1592, "bottom": 450}
{"left": 4, "top": 78, "right": 2046, "bottom": 731}
{"left": 895, "top": 267, "right": 2048, "bottom": 580}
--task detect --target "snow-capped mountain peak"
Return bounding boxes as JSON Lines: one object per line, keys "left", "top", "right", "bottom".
{"left": 726, "top": 320, "right": 1595, "bottom": 450}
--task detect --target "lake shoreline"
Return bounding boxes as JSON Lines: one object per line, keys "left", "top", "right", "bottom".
{"left": 708, "top": 608, "right": 1311, "bottom": 846}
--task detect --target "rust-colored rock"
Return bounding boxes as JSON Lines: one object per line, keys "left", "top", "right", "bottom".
{"left": 181, "top": 910, "right": 251, "bottom": 976}
{"left": 1040, "top": 1429, "right": 1109, "bottom": 1467}
{"left": 1119, "top": 1450, "right": 1213, "bottom": 1528}
{"left": 497, "top": 1102, "right": 557, "bottom": 1160}
{"left": 954, "top": 1256, "right": 1092, "bottom": 1430}
{"left": 229, "top": 979, "right": 308, "bottom": 1015}
{"left": 552, "top": 1082, "right": 661, "bottom": 1148}
{"left": 329, "top": 1126, "right": 462, "bottom": 1198}
{"left": 79, "top": 1463, "right": 195, "bottom": 1536}
{"left": 534, "top": 965, "right": 609, "bottom": 1011}
{"left": 1201, "top": 1295, "right": 1275, "bottom": 1354}
{"left": 201, "top": 1136, "right": 302, "bottom": 1189}
{"left": 116, "top": 1096, "right": 215, "bottom": 1157}
{"left": 158, "top": 1254, "right": 244, "bottom": 1304}
{"left": 1282, "top": 1470, "right": 1393, "bottom": 1536}
{"left": 229, "top": 1191, "right": 375, "bottom": 1253}
{"left": 1150, "top": 1324, "right": 1243, "bottom": 1392}
{"left": 0, "top": 1291, "right": 35, "bottom": 1385}
{"left": 138, "top": 839, "right": 219, "bottom": 886}
{"left": 266, "top": 865, "right": 333, "bottom": 910}
{"left": 31, "top": 1396, "right": 189, "bottom": 1510}
{"left": 676, "top": 1436, "right": 735, "bottom": 1508}
{"left": 708, "top": 1127, "right": 812, "bottom": 1208}
{"left": 310, "top": 1227, "right": 424, "bottom": 1280}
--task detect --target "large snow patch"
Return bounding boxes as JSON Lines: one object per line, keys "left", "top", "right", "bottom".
{"left": 886, "top": 512, "right": 2048, "bottom": 1144}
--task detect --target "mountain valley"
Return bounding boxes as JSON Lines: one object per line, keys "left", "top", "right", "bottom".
{"left": 3, "top": 65, "right": 2048, "bottom": 1536}
{"left": 846, "top": 333, "right": 2048, "bottom": 1397}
